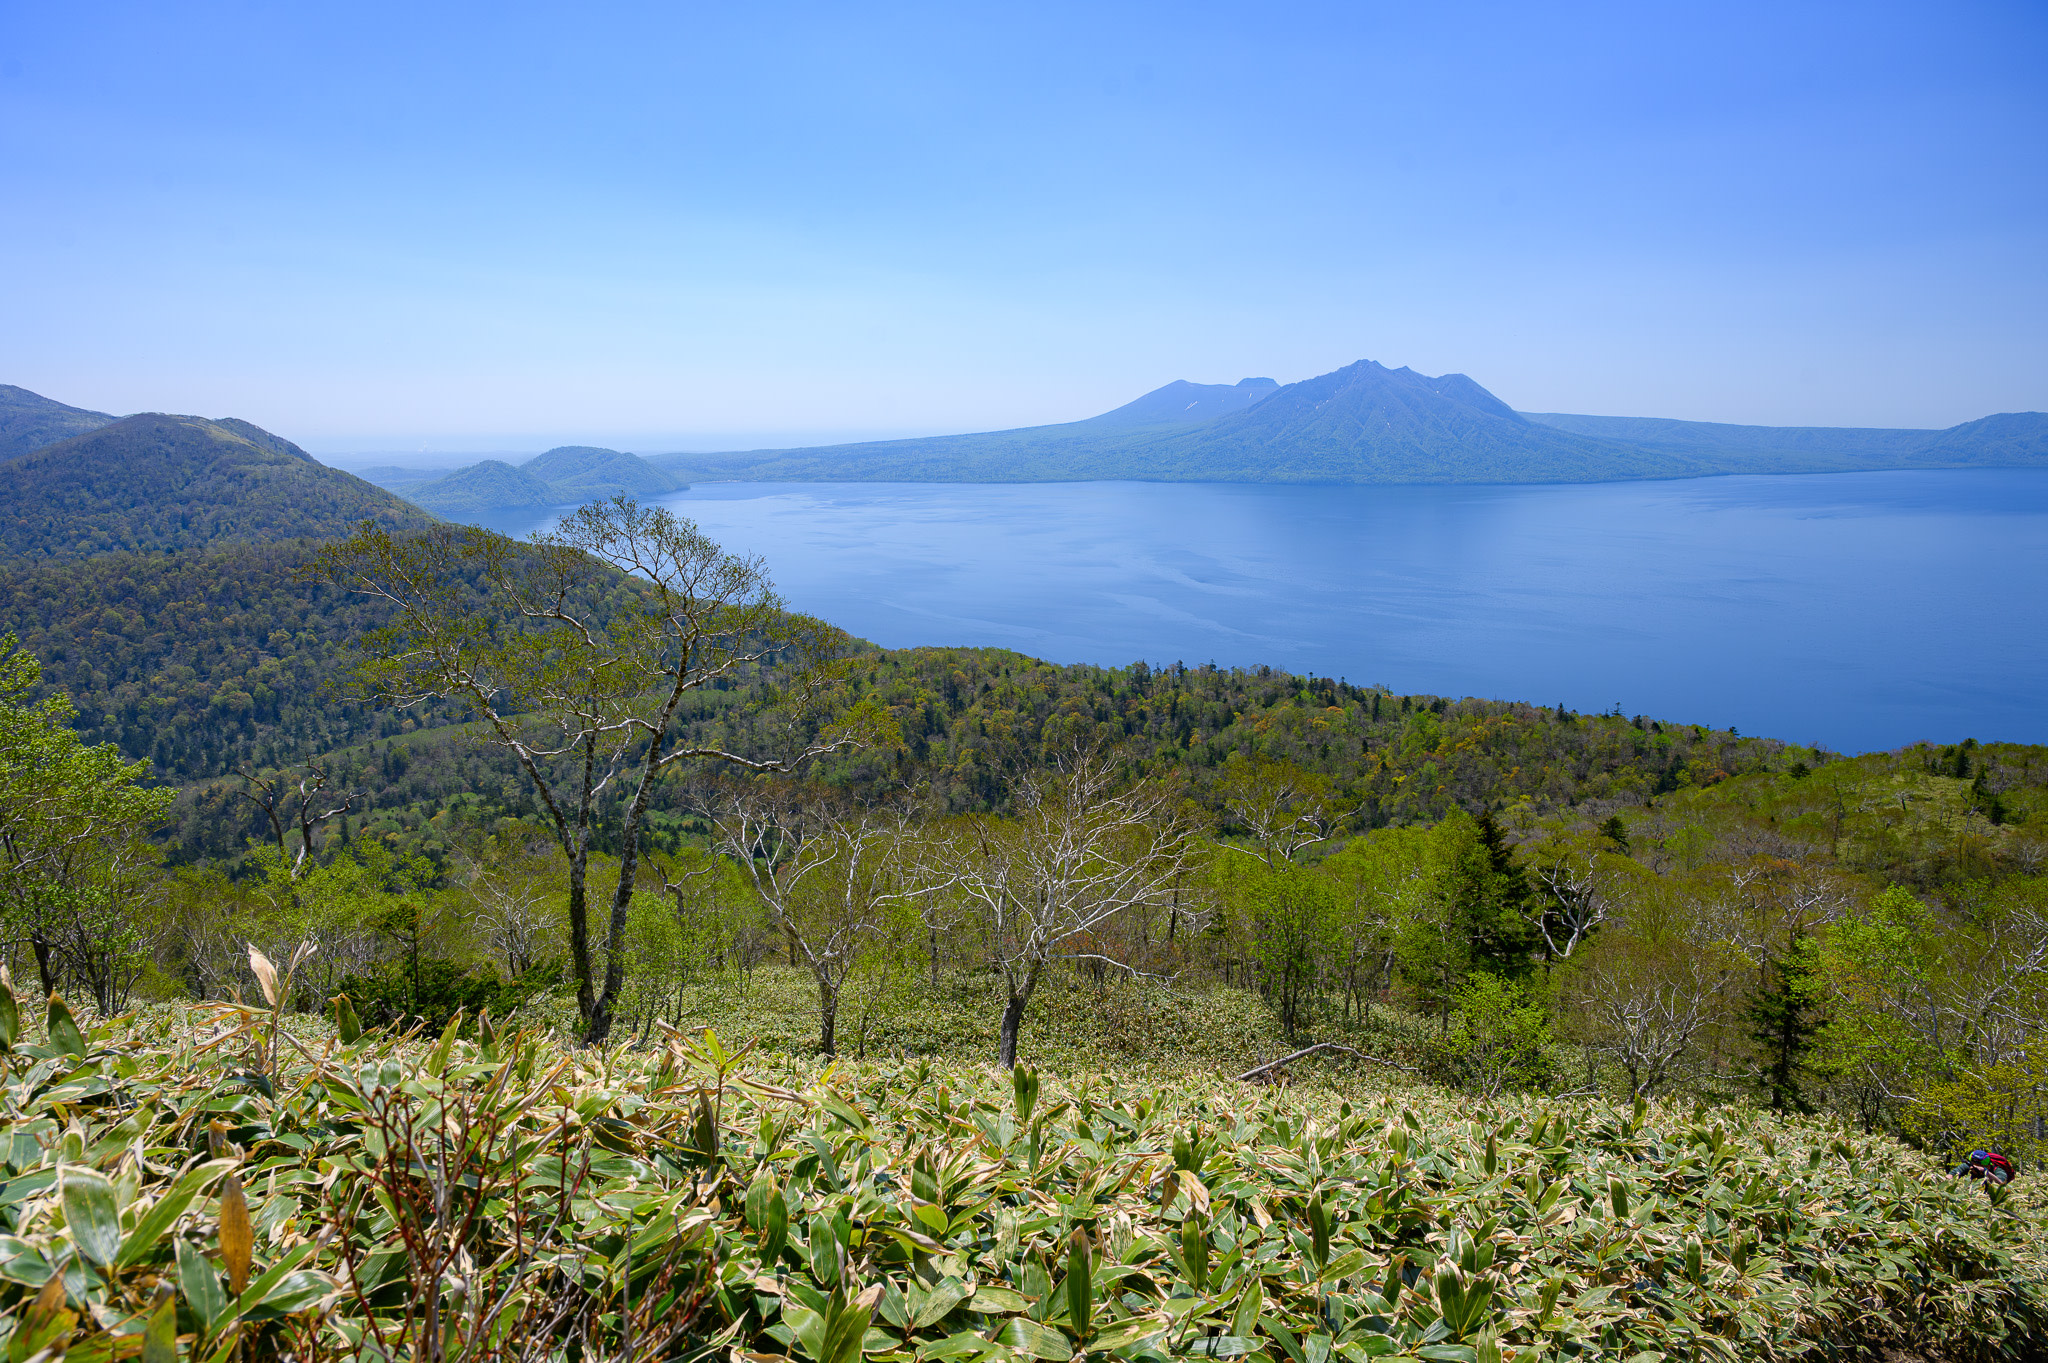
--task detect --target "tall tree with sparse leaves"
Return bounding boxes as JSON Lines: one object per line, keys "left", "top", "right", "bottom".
{"left": 315, "top": 498, "right": 887, "bottom": 1043}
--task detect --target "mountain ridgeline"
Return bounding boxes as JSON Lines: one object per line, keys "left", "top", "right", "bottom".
{"left": 650, "top": 359, "right": 2048, "bottom": 490}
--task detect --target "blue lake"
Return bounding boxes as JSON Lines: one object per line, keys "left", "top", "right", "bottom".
{"left": 539, "top": 470, "right": 2048, "bottom": 755}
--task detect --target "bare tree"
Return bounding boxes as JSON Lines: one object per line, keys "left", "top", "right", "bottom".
{"left": 700, "top": 781, "right": 929, "bottom": 1056}
{"left": 233, "top": 764, "right": 354, "bottom": 878}
{"left": 941, "top": 749, "right": 1201, "bottom": 1067}
{"left": 453, "top": 832, "right": 559, "bottom": 980}
{"left": 315, "top": 498, "right": 886, "bottom": 1043}
{"left": 1567, "top": 942, "right": 1734, "bottom": 1099}
{"left": 1522, "top": 829, "right": 1644, "bottom": 961}
{"left": 1216, "top": 757, "right": 1345, "bottom": 867}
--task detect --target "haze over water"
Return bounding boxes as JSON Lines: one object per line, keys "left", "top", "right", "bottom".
{"left": 537, "top": 469, "right": 2048, "bottom": 755}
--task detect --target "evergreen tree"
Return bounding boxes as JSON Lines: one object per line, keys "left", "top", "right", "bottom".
{"left": 1747, "top": 934, "right": 1828, "bottom": 1113}
{"left": 1397, "top": 811, "right": 1540, "bottom": 1025}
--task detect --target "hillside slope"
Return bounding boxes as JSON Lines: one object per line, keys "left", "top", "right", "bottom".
{"left": 404, "top": 459, "right": 558, "bottom": 516}
{"left": 1525, "top": 409, "right": 2048, "bottom": 471}
{"left": 0, "top": 383, "right": 118, "bottom": 459}
{"left": 519, "top": 444, "right": 683, "bottom": 500}
{"left": 1071, "top": 375, "right": 1280, "bottom": 427}
{"left": 0, "top": 413, "right": 432, "bottom": 560}
{"left": 0, "top": 542, "right": 463, "bottom": 782}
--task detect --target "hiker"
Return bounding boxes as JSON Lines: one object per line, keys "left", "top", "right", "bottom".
{"left": 1951, "top": 1149, "right": 2017, "bottom": 1186}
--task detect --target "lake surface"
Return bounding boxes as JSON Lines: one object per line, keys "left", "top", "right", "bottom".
{"left": 536, "top": 471, "right": 2048, "bottom": 754}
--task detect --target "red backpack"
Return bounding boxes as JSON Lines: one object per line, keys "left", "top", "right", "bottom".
{"left": 1955, "top": 1149, "right": 2017, "bottom": 1185}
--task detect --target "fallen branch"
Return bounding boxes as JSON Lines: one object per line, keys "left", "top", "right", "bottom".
{"left": 1235, "top": 1043, "right": 1417, "bottom": 1084}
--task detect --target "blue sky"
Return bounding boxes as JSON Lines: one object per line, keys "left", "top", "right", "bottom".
{"left": 2, "top": 0, "right": 2044, "bottom": 454}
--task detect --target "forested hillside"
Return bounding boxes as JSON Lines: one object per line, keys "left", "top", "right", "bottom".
{"left": 0, "top": 544, "right": 471, "bottom": 781}
{"left": 119, "top": 634, "right": 1785, "bottom": 856}
{"left": 391, "top": 445, "right": 685, "bottom": 517}
{"left": 0, "top": 413, "right": 431, "bottom": 559}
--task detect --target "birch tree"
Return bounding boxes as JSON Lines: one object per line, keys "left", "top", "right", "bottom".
{"left": 315, "top": 498, "right": 884, "bottom": 1043}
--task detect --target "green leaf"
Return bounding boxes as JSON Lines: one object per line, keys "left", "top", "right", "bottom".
{"left": 176, "top": 1238, "right": 227, "bottom": 1331}
{"left": 45, "top": 994, "right": 86, "bottom": 1060}
{"left": 0, "top": 1235, "right": 55, "bottom": 1287}
{"left": 118, "top": 1160, "right": 236, "bottom": 1268}
{"left": 60, "top": 1165, "right": 123, "bottom": 1268}
{"left": 1261, "top": 1321, "right": 1307, "bottom": 1363}
{"left": 1320, "top": 1249, "right": 1367, "bottom": 1284}
{"left": 996, "top": 1317, "right": 1072, "bottom": 1361}
{"left": 1064, "top": 1227, "right": 1094, "bottom": 1340}
{"left": 822, "top": 1295, "right": 874, "bottom": 1363}
{"left": 1090, "top": 1320, "right": 1160, "bottom": 1352}
{"left": 1305, "top": 1199, "right": 1331, "bottom": 1268}
{"left": 1012, "top": 1065, "right": 1040, "bottom": 1127}
{"left": 0, "top": 972, "right": 18, "bottom": 1050}
{"left": 747, "top": 1167, "right": 776, "bottom": 1230}
{"left": 784, "top": 1303, "right": 827, "bottom": 1361}
{"left": 764, "top": 1185, "right": 789, "bottom": 1261}
{"left": 968, "top": 1286, "right": 1026, "bottom": 1314}
{"left": 912, "top": 1277, "right": 971, "bottom": 1330}
{"left": 142, "top": 1294, "right": 177, "bottom": 1363}
{"left": 331, "top": 994, "right": 362, "bottom": 1045}
{"left": 1229, "top": 1276, "right": 1264, "bottom": 1339}
{"left": 426, "top": 1009, "right": 462, "bottom": 1077}
{"left": 1184, "top": 1338, "right": 1257, "bottom": 1358}
{"left": 249, "top": 1268, "right": 333, "bottom": 1317}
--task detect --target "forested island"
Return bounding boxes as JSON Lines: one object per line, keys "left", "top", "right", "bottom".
{"left": 2, "top": 399, "right": 2046, "bottom": 1361}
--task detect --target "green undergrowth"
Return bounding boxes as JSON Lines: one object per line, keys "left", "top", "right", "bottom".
{"left": 520, "top": 967, "right": 1353, "bottom": 1080}
{"left": 4, "top": 990, "right": 2047, "bottom": 1362}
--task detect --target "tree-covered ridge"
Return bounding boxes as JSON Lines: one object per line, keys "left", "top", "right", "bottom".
{"left": 152, "top": 643, "right": 1811, "bottom": 869}
{"left": 518, "top": 444, "right": 684, "bottom": 501}
{"left": 0, "top": 525, "right": 1812, "bottom": 799}
{"left": 0, "top": 383, "right": 116, "bottom": 459}
{"left": 817, "top": 648, "right": 1794, "bottom": 821}
{"left": 0, "top": 413, "right": 432, "bottom": 560}
{"left": 398, "top": 458, "right": 557, "bottom": 514}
